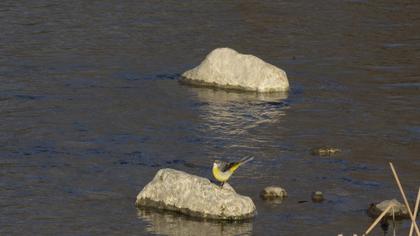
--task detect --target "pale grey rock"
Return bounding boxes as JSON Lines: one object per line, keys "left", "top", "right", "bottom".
{"left": 181, "top": 48, "right": 289, "bottom": 92}
{"left": 136, "top": 168, "right": 256, "bottom": 220}
{"left": 368, "top": 199, "right": 409, "bottom": 219}
{"left": 260, "top": 186, "right": 287, "bottom": 200}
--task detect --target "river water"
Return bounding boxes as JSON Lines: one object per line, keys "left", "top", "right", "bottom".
{"left": 1, "top": 1, "right": 419, "bottom": 235}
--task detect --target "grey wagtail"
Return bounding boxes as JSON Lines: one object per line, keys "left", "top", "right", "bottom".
{"left": 212, "top": 156, "right": 254, "bottom": 187}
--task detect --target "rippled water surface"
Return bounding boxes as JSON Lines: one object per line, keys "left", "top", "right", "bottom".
{"left": 1, "top": 1, "right": 420, "bottom": 235}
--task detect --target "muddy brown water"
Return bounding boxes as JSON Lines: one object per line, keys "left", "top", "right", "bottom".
{"left": 1, "top": 1, "right": 420, "bottom": 235}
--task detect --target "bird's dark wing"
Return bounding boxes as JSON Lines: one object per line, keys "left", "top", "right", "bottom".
{"left": 221, "top": 162, "right": 238, "bottom": 172}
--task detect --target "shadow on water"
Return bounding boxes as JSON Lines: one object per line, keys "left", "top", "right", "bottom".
{"left": 137, "top": 208, "right": 253, "bottom": 236}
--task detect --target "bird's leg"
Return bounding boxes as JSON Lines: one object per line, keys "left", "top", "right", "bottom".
{"left": 220, "top": 182, "right": 225, "bottom": 188}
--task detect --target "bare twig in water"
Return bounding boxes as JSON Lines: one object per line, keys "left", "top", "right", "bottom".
{"left": 392, "top": 207, "right": 395, "bottom": 236}
{"left": 363, "top": 205, "right": 393, "bottom": 235}
{"left": 389, "top": 162, "right": 420, "bottom": 236}
{"left": 409, "top": 187, "right": 420, "bottom": 236}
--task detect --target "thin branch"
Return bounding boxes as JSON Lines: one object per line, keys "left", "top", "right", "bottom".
{"left": 409, "top": 187, "right": 420, "bottom": 236}
{"left": 389, "top": 162, "right": 420, "bottom": 236}
{"left": 363, "top": 204, "right": 392, "bottom": 235}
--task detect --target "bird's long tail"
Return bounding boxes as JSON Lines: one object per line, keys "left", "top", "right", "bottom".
{"left": 239, "top": 156, "right": 254, "bottom": 165}
{"left": 226, "top": 156, "right": 254, "bottom": 173}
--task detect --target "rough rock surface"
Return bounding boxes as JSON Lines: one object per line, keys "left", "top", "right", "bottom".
{"left": 181, "top": 48, "right": 289, "bottom": 92}
{"left": 136, "top": 168, "right": 256, "bottom": 220}
{"left": 260, "top": 186, "right": 287, "bottom": 200}
{"left": 368, "top": 199, "right": 410, "bottom": 219}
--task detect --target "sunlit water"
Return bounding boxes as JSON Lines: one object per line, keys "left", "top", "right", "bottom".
{"left": 1, "top": 1, "right": 419, "bottom": 235}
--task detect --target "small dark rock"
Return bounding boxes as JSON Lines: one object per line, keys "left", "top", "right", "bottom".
{"left": 310, "top": 147, "right": 341, "bottom": 156}
{"left": 311, "top": 191, "right": 324, "bottom": 203}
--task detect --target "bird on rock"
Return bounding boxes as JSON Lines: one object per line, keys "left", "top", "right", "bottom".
{"left": 212, "top": 156, "right": 254, "bottom": 187}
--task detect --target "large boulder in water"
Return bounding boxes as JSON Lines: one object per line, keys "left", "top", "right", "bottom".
{"left": 135, "top": 168, "right": 256, "bottom": 220}
{"left": 181, "top": 48, "right": 289, "bottom": 92}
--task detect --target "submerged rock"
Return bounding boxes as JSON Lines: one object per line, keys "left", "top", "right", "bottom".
{"left": 181, "top": 48, "right": 289, "bottom": 92}
{"left": 368, "top": 199, "right": 410, "bottom": 219}
{"left": 310, "top": 147, "right": 341, "bottom": 156}
{"left": 311, "top": 191, "right": 324, "bottom": 203}
{"left": 136, "top": 168, "right": 256, "bottom": 220}
{"left": 260, "top": 186, "right": 287, "bottom": 200}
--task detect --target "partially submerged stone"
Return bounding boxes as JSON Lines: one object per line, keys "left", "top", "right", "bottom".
{"left": 310, "top": 147, "right": 341, "bottom": 156}
{"left": 311, "top": 191, "right": 324, "bottom": 203}
{"left": 368, "top": 199, "right": 410, "bottom": 219}
{"left": 260, "top": 186, "right": 287, "bottom": 200}
{"left": 181, "top": 48, "right": 289, "bottom": 93}
{"left": 136, "top": 168, "right": 256, "bottom": 220}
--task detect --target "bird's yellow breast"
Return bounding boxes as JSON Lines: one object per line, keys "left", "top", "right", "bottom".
{"left": 212, "top": 165, "right": 232, "bottom": 182}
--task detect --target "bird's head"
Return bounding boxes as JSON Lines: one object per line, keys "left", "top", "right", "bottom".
{"left": 213, "top": 160, "right": 221, "bottom": 168}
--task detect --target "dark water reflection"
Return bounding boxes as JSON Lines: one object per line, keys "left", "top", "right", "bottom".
{"left": 138, "top": 209, "right": 253, "bottom": 236}
{"left": 1, "top": 0, "right": 420, "bottom": 235}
